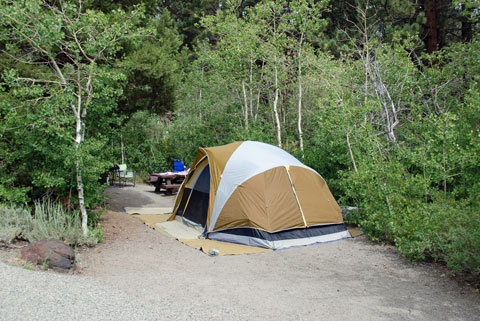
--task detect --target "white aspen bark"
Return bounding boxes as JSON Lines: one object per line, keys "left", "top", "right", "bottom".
{"left": 346, "top": 130, "right": 358, "bottom": 173}
{"left": 442, "top": 127, "right": 447, "bottom": 194}
{"left": 298, "top": 71, "right": 304, "bottom": 161}
{"left": 76, "top": 160, "right": 88, "bottom": 236}
{"left": 121, "top": 134, "right": 125, "bottom": 164}
{"left": 363, "top": 2, "right": 369, "bottom": 106}
{"left": 273, "top": 55, "right": 282, "bottom": 148}
{"left": 255, "top": 90, "right": 260, "bottom": 120}
{"left": 249, "top": 52, "right": 254, "bottom": 118}
{"left": 75, "top": 104, "right": 88, "bottom": 236}
{"left": 297, "top": 34, "right": 305, "bottom": 161}
{"left": 199, "top": 88, "right": 202, "bottom": 120}
{"left": 242, "top": 80, "right": 249, "bottom": 129}
{"left": 370, "top": 66, "right": 397, "bottom": 142}
{"left": 273, "top": 79, "right": 281, "bottom": 146}
{"left": 75, "top": 67, "right": 88, "bottom": 236}
{"left": 199, "top": 65, "right": 203, "bottom": 119}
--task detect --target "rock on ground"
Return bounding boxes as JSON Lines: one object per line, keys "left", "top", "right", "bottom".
{"left": 21, "top": 239, "right": 75, "bottom": 271}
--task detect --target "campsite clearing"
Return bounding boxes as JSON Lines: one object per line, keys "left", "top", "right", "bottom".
{"left": 76, "top": 184, "right": 479, "bottom": 320}
{"left": 1, "top": 184, "right": 479, "bottom": 320}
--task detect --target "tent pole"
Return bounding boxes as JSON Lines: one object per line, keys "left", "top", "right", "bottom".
{"left": 284, "top": 165, "right": 308, "bottom": 227}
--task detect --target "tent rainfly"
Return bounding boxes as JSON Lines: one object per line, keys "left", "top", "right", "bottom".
{"left": 170, "top": 141, "right": 350, "bottom": 249}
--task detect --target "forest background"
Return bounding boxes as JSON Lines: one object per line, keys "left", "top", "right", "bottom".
{"left": 0, "top": 0, "right": 479, "bottom": 276}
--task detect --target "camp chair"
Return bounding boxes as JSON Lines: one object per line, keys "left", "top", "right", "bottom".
{"left": 172, "top": 159, "right": 185, "bottom": 173}
{"left": 117, "top": 164, "right": 136, "bottom": 187}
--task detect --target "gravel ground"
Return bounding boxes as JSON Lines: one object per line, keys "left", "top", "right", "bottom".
{"left": 0, "top": 261, "right": 170, "bottom": 320}
{"left": 1, "top": 184, "right": 479, "bottom": 321}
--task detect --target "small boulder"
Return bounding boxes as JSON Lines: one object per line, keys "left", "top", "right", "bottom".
{"left": 21, "top": 239, "right": 75, "bottom": 271}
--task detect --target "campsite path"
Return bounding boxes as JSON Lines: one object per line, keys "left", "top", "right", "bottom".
{"left": 74, "top": 184, "right": 480, "bottom": 321}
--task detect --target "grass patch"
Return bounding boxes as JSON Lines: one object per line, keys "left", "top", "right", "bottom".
{"left": 0, "top": 200, "right": 101, "bottom": 246}
{"left": 23, "top": 263, "right": 34, "bottom": 271}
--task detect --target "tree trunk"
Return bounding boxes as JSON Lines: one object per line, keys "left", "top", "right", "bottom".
{"left": 199, "top": 65, "right": 204, "bottom": 119}
{"left": 76, "top": 162, "right": 88, "bottom": 236}
{"left": 346, "top": 130, "right": 358, "bottom": 173}
{"left": 120, "top": 134, "right": 125, "bottom": 164}
{"left": 298, "top": 76, "right": 304, "bottom": 160}
{"left": 370, "top": 66, "right": 398, "bottom": 142}
{"left": 363, "top": 3, "right": 369, "bottom": 106}
{"left": 424, "top": 0, "right": 439, "bottom": 53}
{"left": 255, "top": 90, "right": 260, "bottom": 120}
{"left": 297, "top": 34, "right": 305, "bottom": 161}
{"left": 273, "top": 55, "right": 282, "bottom": 148}
{"left": 75, "top": 65, "right": 89, "bottom": 237}
{"left": 242, "top": 80, "right": 249, "bottom": 130}
{"left": 461, "top": 14, "right": 472, "bottom": 43}
{"left": 249, "top": 52, "right": 254, "bottom": 118}
{"left": 75, "top": 103, "right": 88, "bottom": 236}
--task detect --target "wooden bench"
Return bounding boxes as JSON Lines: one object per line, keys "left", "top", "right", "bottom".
{"left": 150, "top": 171, "right": 187, "bottom": 195}
{"left": 157, "top": 182, "right": 182, "bottom": 195}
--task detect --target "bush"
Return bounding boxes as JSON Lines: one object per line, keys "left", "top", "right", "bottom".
{"left": 119, "top": 111, "right": 169, "bottom": 173}
{"left": 0, "top": 200, "right": 101, "bottom": 246}
{"left": 0, "top": 206, "right": 31, "bottom": 243}
{"left": 340, "top": 153, "right": 480, "bottom": 276}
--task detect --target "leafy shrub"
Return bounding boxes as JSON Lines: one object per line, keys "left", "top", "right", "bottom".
{"left": 119, "top": 111, "right": 169, "bottom": 173}
{"left": 0, "top": 206, "right": 32, "bottom": 243}
{"left": 340, "top": 151, "right": 480, "bottom": 275}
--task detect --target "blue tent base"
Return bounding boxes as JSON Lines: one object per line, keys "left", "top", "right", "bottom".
{"left": 207, "top": 223, "right": 351, "bottom": 250}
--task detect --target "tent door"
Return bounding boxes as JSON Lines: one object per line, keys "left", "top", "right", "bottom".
{"left": 182, "top": 165, "right": 210, "bottom": 227}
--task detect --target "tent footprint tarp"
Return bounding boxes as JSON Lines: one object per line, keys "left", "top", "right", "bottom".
{"left": 131, "top": 213, "right": 272, "bottom": 255}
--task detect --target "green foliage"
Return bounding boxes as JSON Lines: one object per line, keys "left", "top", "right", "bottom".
{"left": 0, "top": 201, "right": 99, "bottom": 246}
{"left": 119, "top": 10, "right": 184, "bottom": 115}
{"left": 0, "top": 1, "right": 148, "bottom": 212}
{"left": 23, "top": 264, "right": 34, "bottom": 271}
{"left": 0, "top": 206, "right": 32, "bottom": 243}
{"left": 41, "top": 260, "right": 49, "bottom": 271}
{"left": 330, "top": 42, "right": 480, "bottom": 274}
{"left": 160, "top": 0, "right": 222, "bottom": 47}
{"left": 120, "top": 111, "right": 169, "bottom": 173}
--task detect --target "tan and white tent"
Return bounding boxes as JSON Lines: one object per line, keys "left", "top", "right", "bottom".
{"left": 170, "top": 141, "right": 350, "bottom": 249}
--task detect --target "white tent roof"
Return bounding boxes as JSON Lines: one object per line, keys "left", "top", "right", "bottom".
{"left": 208, "top": 141, "right": 313, "bottom": 232}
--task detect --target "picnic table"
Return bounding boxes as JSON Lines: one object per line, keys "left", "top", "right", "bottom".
{"left": 149, "top": 170, "right": 188, "bottom": 195}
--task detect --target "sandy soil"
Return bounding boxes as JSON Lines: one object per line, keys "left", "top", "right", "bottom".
{"left": 71, "top": 184, "right": 480, "bottom": 321}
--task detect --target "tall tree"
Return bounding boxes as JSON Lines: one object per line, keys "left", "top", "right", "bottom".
{"left": 119, "top": 9, "right": 184, "bottom": 115}
{"left": 0, "top": 0, "right": 146, "bottom": 234}
{"left": 288, "top": 0, "right": 329, "bottom": 159}
{"left": 161, "top": 0, "right": 222, "bottom": 47}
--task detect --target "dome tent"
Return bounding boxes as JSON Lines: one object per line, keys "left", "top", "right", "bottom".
{"left": 170, "top": 141, "right": 350, "bottom": 249}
